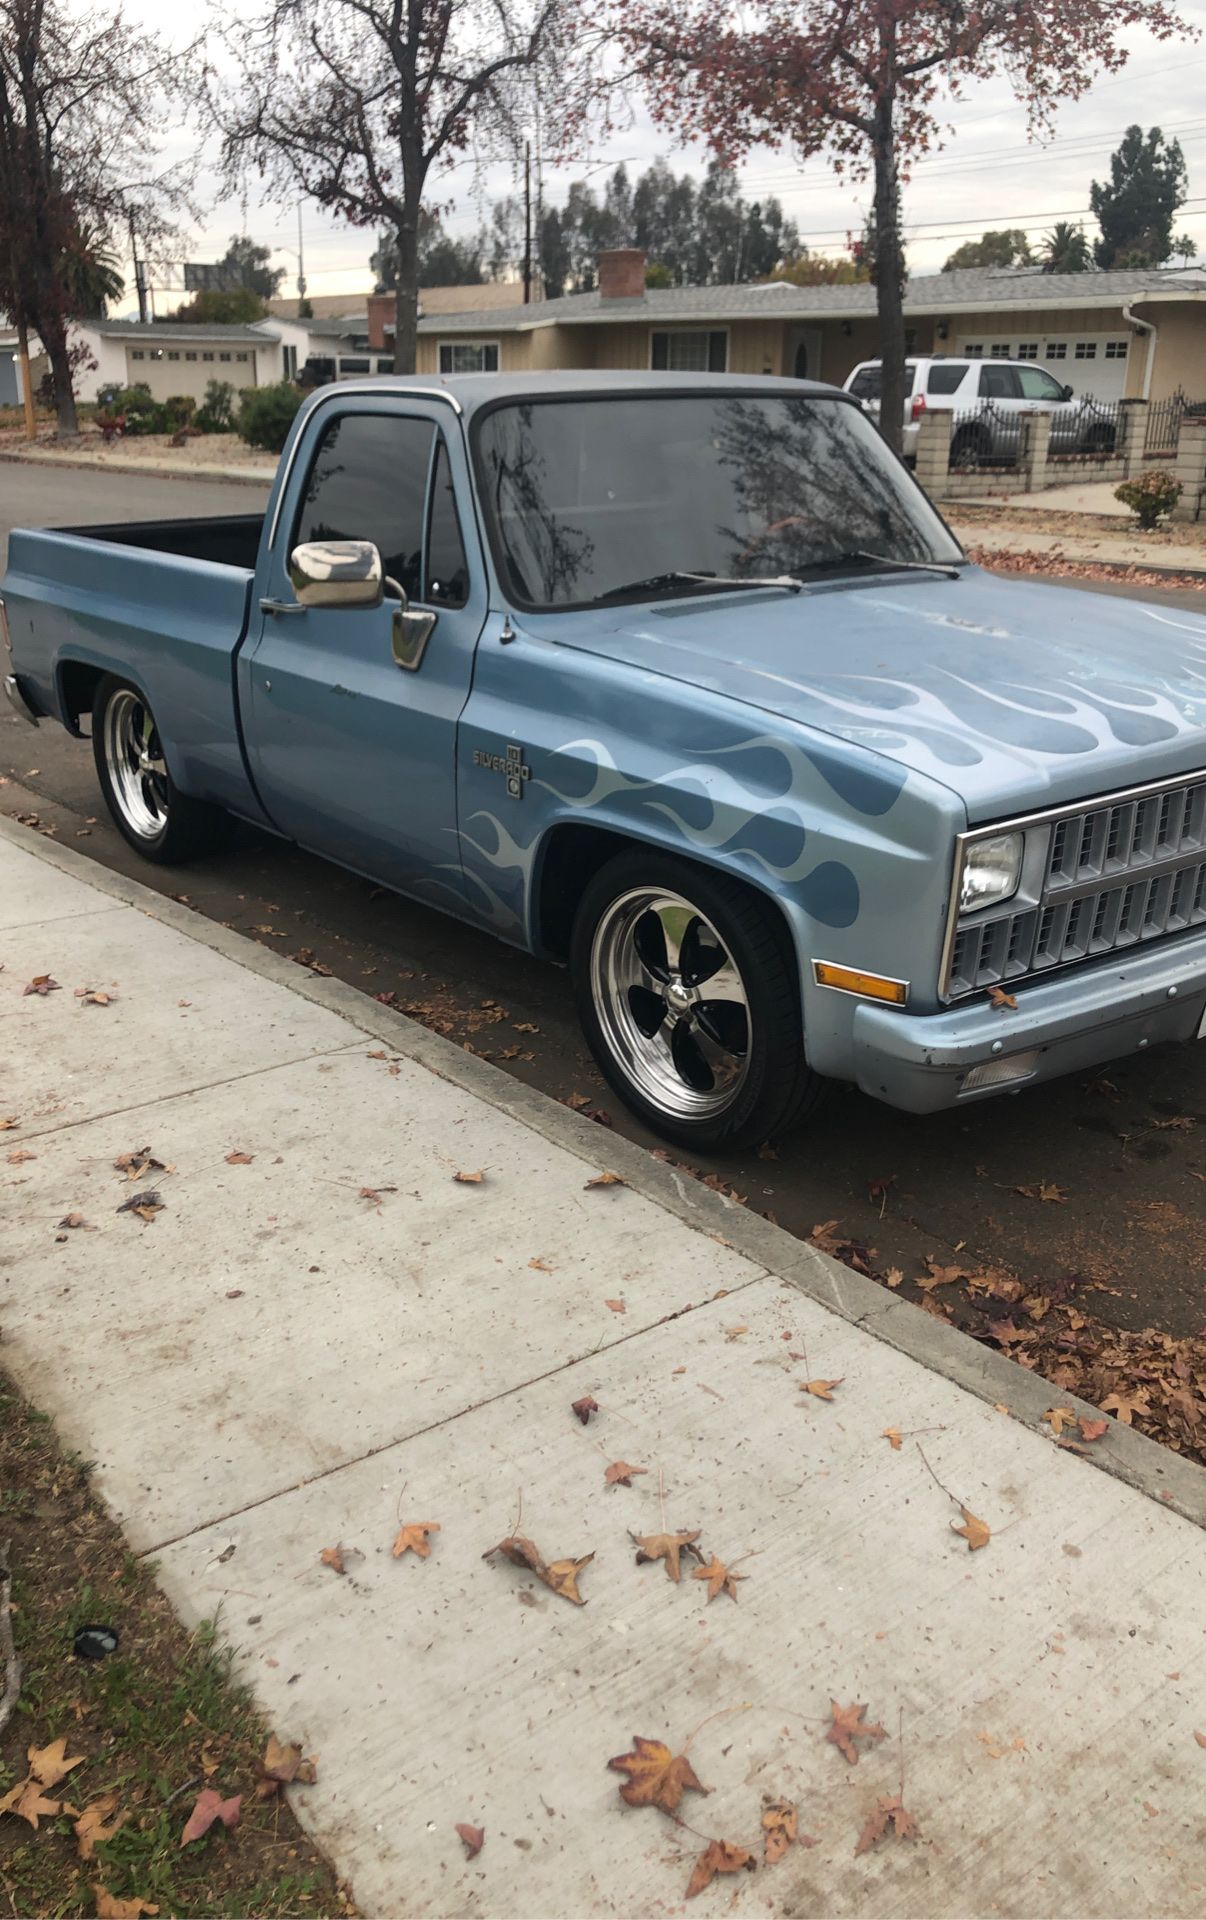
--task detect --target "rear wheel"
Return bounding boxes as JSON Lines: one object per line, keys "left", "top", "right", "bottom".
{"left": 92, "top": 675, "right": 229, "bottom": 863}
{"left": 570, "top": 850, "right": 822, "bottom": 1151}
{"left": 950, "top": 424, "right": 989, "bottom": 470}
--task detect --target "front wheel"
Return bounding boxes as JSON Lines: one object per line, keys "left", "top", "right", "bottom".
{"left": 570, "top": 850, "right": 822, "bottom": 1151}
{"left": 92, "top": 675, "right": 229, "bottom": 863}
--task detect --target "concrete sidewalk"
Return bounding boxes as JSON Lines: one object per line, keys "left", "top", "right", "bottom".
{"left": 3, "top": 816, "right": 1205, "bottom": 1920}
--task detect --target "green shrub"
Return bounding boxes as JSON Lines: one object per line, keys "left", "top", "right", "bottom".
{"left": 108, "top": 384, "right": 164, "bottom": 435}
{"left": 236, "top": 380, "right": 303, "bottom": 455}
{"left": 160, "top": 393, "right": 197, "bottom": 430}
{"left": 1115, "top": 469, "right": 1183, "bottom": 530}
{"left": 194, "top": 378, "right": 236, "bottom": 434}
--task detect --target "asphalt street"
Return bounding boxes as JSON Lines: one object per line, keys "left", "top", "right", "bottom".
{"left": 3, "top": 461, "right": 1204, "bottom": 1340}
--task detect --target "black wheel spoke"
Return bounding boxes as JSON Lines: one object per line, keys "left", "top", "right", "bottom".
{"left": 696, "top": 997, "right": 749, "bottom": 1057}
{"left": 679, "top": 915, "right": 726, "bottom": 987}
{"left": 670, "top": 1017, "right": 714, "bottom": 1093}
{"left": 633, "top": 908, "right": 670, "bottom": 982}
{"left": 627, "top": 983, "right": 666, "bottom": 1038}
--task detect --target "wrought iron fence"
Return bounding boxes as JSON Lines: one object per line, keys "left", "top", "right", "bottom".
{"left": 1046, "top": 397, "right": 1123, "bottom": 463}
{"left": 1141, "top": 388, "right": 1205, "bottom": 458}
{"left": 947, "top": 404, "right": 1031, "bottom": 471}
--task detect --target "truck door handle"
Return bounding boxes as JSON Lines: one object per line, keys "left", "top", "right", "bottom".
{"left": 259, "top": 597, "right": 305, "bottom": 616}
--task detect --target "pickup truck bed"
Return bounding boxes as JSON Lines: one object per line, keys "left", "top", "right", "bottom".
{"left": 65, "top": 513, "right": 265, "bottom": 572}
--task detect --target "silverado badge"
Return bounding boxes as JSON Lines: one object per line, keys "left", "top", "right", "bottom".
{"left": 473, "top": 742, "right": 531, "bottom": 800}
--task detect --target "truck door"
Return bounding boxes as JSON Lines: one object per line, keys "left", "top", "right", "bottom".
{"left": 242, "top": 398, "right": 484, "bottom": 903}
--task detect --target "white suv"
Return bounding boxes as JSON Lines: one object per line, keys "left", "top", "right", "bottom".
{"left": 844, "top": 356, "right": 1118, "bottom": 465}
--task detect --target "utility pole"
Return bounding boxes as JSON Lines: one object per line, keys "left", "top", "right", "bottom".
{"left": 128, "top": 211, "right": 148, "bottom": 323}
{"left": 15, "top": 314, "right": 35, "bottom": 441}
{"left": 296, "top": 205, "right": 307, "bottom": 308}
{"left": 522, "top": 141, "right": 532, "bottom": 306}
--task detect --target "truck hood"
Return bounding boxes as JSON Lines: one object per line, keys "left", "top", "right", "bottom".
{"left": 529, "top": 567, "right": 1206, "bottom": 822}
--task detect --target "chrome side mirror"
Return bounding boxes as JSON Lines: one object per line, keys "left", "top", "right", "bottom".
{"left": 384, "top": 575, "right": 438, "bottom": 672}
{"left": 289, "top": 539, "right": 383, "bottom": 609}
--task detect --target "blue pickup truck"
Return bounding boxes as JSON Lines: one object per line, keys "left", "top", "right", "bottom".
{"left": 5, "top": 371, "right": 1206, "bottom": 1148}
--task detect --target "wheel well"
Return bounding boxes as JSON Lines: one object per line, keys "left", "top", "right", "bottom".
{"left": 533, "top": 821, "right": 800, "bottom": 984}
{"left": 57, "top": 660, "right": 106, "bottom": 736}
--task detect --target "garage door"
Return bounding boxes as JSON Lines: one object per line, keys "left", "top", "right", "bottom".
{"left": 954, "top": 331, "right": 1133, "bottom": 401}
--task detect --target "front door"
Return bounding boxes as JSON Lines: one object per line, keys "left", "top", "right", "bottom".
{"left": 241, "top": 400, "right": 485, "bottom": 902}
{"left": 785, "top": 326, "right": 823, "bottom": 382}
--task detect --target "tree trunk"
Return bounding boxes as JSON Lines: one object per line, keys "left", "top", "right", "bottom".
{"left": 40, "top": 312, "right": 78, "bottom": 436}
{"left": 871, "top": 89, "right": 906, "bottom": 459}
{"left": 392, "top": 205, "right": 421, "bottom": 376}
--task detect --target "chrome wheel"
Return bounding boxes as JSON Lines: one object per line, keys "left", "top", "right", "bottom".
{"left": 102, "top": 688, "right": 169, "bottom": 841}
{"left": 590, "top": 887, "right": 752, "bottom": 1121}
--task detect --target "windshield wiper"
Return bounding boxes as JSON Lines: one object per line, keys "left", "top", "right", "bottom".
{"left": 596, "top": 570, "right": 804, "bottom": 603}
{"left": 820, "top": 549, "right": 964, "bottom": 581}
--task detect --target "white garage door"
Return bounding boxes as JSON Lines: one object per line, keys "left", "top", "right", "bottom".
{"left": 954, "top": 331, "right": 1133, "bottom": 401}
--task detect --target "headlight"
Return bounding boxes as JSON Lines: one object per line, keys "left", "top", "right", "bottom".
{"left": 959, "top": 832, "right": 1023, "bottom": 912}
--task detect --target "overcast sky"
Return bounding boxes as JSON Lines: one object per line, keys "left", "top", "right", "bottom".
{"left": 114, "top": 0, "right": 1206, "bottom": 312}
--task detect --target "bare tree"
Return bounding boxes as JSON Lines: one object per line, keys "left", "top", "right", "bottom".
{"left": 210, "top": 0, "right": 574, "bottom": 374}
{"left": 0, "top": 0, "right": 194, "bottom": 434}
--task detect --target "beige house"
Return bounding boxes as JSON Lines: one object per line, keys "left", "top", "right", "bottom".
{"left": 384, "top": 253, "right": 1206, "bottom": 404}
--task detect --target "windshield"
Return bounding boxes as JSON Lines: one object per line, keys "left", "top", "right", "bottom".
{"left": 473, "top": 392, "right": 962, "bottom": 610}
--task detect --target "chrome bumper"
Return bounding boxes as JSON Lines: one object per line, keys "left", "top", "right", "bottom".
{"left": 4, "top": 673, "right": 40, "bottom": 726}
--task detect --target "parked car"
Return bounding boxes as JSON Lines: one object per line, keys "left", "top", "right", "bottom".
{"left": 845, "top": 355, "right": 1120, "bottom": 465}
{"left": 6, "top": 370, "right": 1206, "bottom": 1150}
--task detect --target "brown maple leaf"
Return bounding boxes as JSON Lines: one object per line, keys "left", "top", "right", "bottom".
{"left": 918, "top": 1257, "right": 966, "bottom": 1291}
{"left": 23, "top": 973, "right": 61, "bottom": 996}
{"left": 826, "top": 1701, "right": 886, "bottom": 1766}
{"left": 75, "top": 988, "right": 114, "bottom": 1006}
{"left": 7, "top": 1147, "right": 35, "bottom": 1163}
{"left": 225, "top": 1150, "right": 254, "bottom": 1165}
{"left": 58, "top": 1212, "right": 95, "bottom": 1231}
{"left": 585, "top": 1171, "right": 625, "bottom": 1188}
{"left": 27, "top": 1737, "right": 85, "bottom": 1788}
{"left": 604, "top": 1460, "right": 648, "bottom": 1487}
{"left": 987, "top": 985, "right": 1017, "bottom": 1010}
{"left": 882, "top": 1427, "right": 904, "bottom": 1450}
{"left": 0, "top": 1779, "right": 63, "bottom": 1829}
{"left": 0, "top": 1117, "right": 18, "bottom": 1130}
{"left": 603, "top": 1297, "right": 626, "bottom": 1313}
{"left": 800, "top": 1377, "right": 843, "bottom": 1400}
{"left": 571, "top": 1394, "right": 599, "bottom": 1424}
{"left": 319, "top": 1544, "right": 347, "bottom": 1575}
{"left": 952, "top": 1506, "right": 991, "bottom": 1551}
{"left": 1078, "top": 1417, "right": 1109, "bottom": 1442}
{"left": 692, "top": 1554, "right": 746, "bottom": 1602}
{"left": 74, "top": 1793, "right": 126, "bottom": 1860}
{"left": 685, "top": 1837, "right": 756, "bottom": 1898}
{"left": 180, "top": 1787, "right": 242, "bottom": 1846}
{"left": 1014, "top": 1182, "right": 1068, "bottom": 1203}
{"left": 255, "top": 1736, "right": 318, "bottom": 1799}
{"left": 1102, "top": 1388, "right": 1152, "bottom": 1425}
{"left": 855, "top": 1792, "right": 919, "bottom": 1855}
{"left": 630, "top": 1529, "right": 701, "bottom": 1582}
{"left": 1042, "top": 1407, "right": 1077, "bottom": 1437}
{"left": 392, "top": 1521, "right": 440, "bottom": 1559}
{"left": 93, "top": 1892, "right": 159, "bottom": 1918}
{"left": 761, "top": 1798, "right": 797, "bottom": 1865}
{"left": 484, "top": 1534, "right": 593, "bottom": 1605}
{"left": 607, "top": 1736, "right": 706, "bottom": 1812}
{"left": 116, "top": 1190, "right": 163, "bottom": 1222}
{"left": 455, "top": 1822, "right": 484, "bottom": 1858}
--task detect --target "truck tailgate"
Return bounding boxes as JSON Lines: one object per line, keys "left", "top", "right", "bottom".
{"left": 4, "top": 528, "right": 260, "bottom": 818}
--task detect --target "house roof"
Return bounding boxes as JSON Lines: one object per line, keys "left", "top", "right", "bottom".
{"left": 419, "top": 265, "right": 1206, "bottom": 334}
{"left": 90, "top": 319, "right": 272, "bottom": 345}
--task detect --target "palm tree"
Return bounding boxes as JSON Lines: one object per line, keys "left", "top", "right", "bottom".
{"left": 60, "top": 227, "right": 125, "bottom": 316}
{"left": 1041, "top": 222, "right": 1092, "bottom": 274}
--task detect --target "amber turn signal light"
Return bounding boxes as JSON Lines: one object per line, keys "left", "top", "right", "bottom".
{"left": 813, "top": 962, "right": 908, "bottom": 1005}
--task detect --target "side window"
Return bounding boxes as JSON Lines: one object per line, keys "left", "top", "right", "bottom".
{"left": 848, "top": 366, "right": 880, "bottom": 400}
{"left": 1017, "top": 366, "right": 1067, "bottom": 401}
{"left": 425, "top": 439, "right": 469, "bottom": 607}
{"left": 926, "top": 363, "right": 969, "bottom": 395}
{"left": 294, "top": 412, "right": 435, "bottom": 601}
{"left": 980, "top": 364, "right": 1019, "bottom": 400}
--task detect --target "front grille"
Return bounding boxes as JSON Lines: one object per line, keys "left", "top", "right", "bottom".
{"left": 946, "top": 775, "right": 1206, "bottom": 999}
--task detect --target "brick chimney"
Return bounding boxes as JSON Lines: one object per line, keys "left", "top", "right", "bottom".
{"left": 597, "top": 248, "right": 647, "bottom": 300}
{"left": 366, "top": 292, "right": 396, "bottom": 351}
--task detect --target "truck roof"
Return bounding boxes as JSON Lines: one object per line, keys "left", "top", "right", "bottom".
{"left": 308, "top": 369, "right": 847, "bottom": 420}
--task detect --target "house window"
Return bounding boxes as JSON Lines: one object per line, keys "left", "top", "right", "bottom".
{"left": 650, "top": 329, "right": 727, "bottom": 373}
{"left": 1105, "top": 339, "right": 1129, "bottom": 359}
{"left": 1075, "top": 341, "right": 1097, "bottom": 359}
{"left": 438, "top": 340, "right": 500, "bottom": 375}
{"left": 185, "top": 351, "right": 197, "bottom": 362}
{"left": 990, "top": 342, "right": 1010, "bottom": 358}
{"left": 282, "top": 344, "right": 297, "bottom": 379}
{"left": 904, "top": 328, "right": 917, "bottom": 353}
{"left": 338, "top": 357, "right": 371, "bottom": 374}
{"left": 1016, "top": 342, "right": 1038, "bottom": 359}
{"left": 1045, "top": 342, "right": 1067, "bottom": 359}
{"left": 219, "top": 352, "right": 231, "bottom": 362}
{"left": 376, "top": 358, "right": 393, "bottom": 373}
{"left": 167, "top": 351, "right": 179, "bottom": 361}
{"left": 963, "top": 343, "right": 983, "bottom": 357}
{"left": 131, "top": 349, "right": 145, "bottom": 361}
{"left": 202, "top": 351, "right": 214, "bottom": 362}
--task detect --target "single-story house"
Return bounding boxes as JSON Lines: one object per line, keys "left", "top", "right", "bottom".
{"left": 365, "top": 254, "right": 1206, "bottom": 404}
{"left": 62, "top": 319, "right": 284, "bottom": 403}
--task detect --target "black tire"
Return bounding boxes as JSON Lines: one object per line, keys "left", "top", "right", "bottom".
{"left": 92, "top": 674, "right": 229, "bottom": 864}
{"left": 1083, "top": 423, "right": 1117, "bottom": 455}
{"left": 950, "top": 425, "right": 989, "bottom": 471}
{"left": 570, "top": 848, "right": 823, "bottom": 1151}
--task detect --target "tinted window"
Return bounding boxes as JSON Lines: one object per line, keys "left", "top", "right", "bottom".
{"left": 926, "top": 363, "right": 969, "bottom": 395}
{"left": 847, "top": 363, "right": 916, "bottom": 401}
{"left": 1017, "top": 366, "right": 1068, "bottom": 401}
{"left": 425, "top": 439, "right": 469, "bottom": 607}
{"left": 296, "top": 413, "right": 434, "bottom": 600}
{"left": 979, "top": 364, "right": 1020, "bottom": 399}
{"left": 473, "top": 394, "right": 962, "bottom": 610}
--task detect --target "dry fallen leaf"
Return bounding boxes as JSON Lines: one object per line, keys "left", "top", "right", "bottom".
{"left": 455, "top": 1822, "right": 484, "bottom": 1859}
{"left": 801, "top": 1377, "right": 843, "bottom": 1401}
{"left": 882, "top": 1427, "right": 903, "bottom": 1450}
{"left": 0, "top": 1780, "right": 64, "bottom": 1829}
{"left": 692, "top": 1554, "right": 747, "bottom": 1602}
{"left": 453, "top": 1169, "right": 484, "bottom": 1184}
{"left": 528, "top": 1256, "right": 553, "bottom": 1272}
{"left": 571, "top": 1394, "right": 599, "bottom": 1425}
{"left": 58, "top": 1212, "right": 95, "bottom": 1231}
{"left": 74, "top": 1793, "right": 126, "bottom": 1860}
{"left": 762, "top": 1799, "right": 797, "bottom": 1866}
{"left": 603, "top": 1297, "right": 626, "bottom": 1314}
{"left": 1102, "top": 1389, "right": 1152, "bottom": 1426}
{"left": 607, "top": 1736, "right": 706, "bottom": 1812}
{"left": 987, "top": 985, "right": 1017, "bottom": 1010}
{"left": 23, "top": 974, "right": 61, "bottom": 996}
{"left": 952, "top": 1506, "right": 991, "bottom": 1551}
{"left": 686, "top": 1838, "right": 756, "bottom": 1898}
{"left": 0, "top": 1116, "right": 19, "bottom": 1130}
{"left": 1014, "top": 1182, "right": 1068, "bottom": 1204}
{"left": 604, "top": 1460, "right": 648, "bottom": 1488}
{"left": 358, "top": 1185, "right": 397, "bottom": 1205}
{"left": 584, "top": 1171, "right": 625, "bottom": 1189}
{"left": 179, "top": 1788, "right": 242, "bottom": 1846}
{"left": 75, "top": 988, "right": 114, "bottom": 1007}
{"left": 7, "top": 1148, "right": 35, "bottom": 1163}
{"left": 485, "top": 1534, "right": 593, "bottom": 1605}
{"left": 1078, "top": 1417, "right": 1109, "bottom": 1443}
{"left": 319, "top": 1545, "right": 347, "bottom": 1575}
{"left": 115, "top": 1189, "right": 164, "bottom": 1223}
{"left": 1194, "top": 1731, "right": 1206, "bottom": 1748}
{"left": 630, "top": 1529, "right": 701, "bottom": 1583}
{"left": 255, "top": 1736, "right": 318, "bottom": 1800}
{"left": 392, "top": 1521, "right": 440, "bottom": 1560}
{"left": 224, "top": 1150, "right": 254, "bottom": 1165}
{"left": 93, "top": 1891, "right": 159, "bottom": 1919}
{"left": 855, "top": 1793, "right": 919, "bottom": 1855}
{"left": 826, "top": 1701, "right": 886, "bottom": 1766}
{"left": 27, "top": 1738, "right": 86, "bottom": 1789}
{"left": 1042, "top": 1407, "right": 1077, "bottom": 1437}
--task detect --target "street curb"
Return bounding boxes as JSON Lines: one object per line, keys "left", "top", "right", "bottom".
{"left": 0, "top": 449, "right": 274, "bottom": 488}
{"left": 4, "top": 809, "right": 1204, "bottom": 1532}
